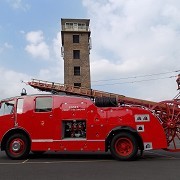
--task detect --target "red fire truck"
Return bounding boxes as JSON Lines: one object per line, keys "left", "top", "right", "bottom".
{"left": 0, "top": 79, "right": 179, "bottom": 160}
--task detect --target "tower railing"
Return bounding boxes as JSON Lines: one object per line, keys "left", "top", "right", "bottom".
{"left": 61, "top": 25, "right": 90, "bottom": 32}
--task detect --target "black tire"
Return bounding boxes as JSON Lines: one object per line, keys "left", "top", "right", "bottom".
{"left": 5, "top": 133, "right": 30, "bottom": 160}
{"left": 95, "top": 97, "right": 118, "bottom": 107}
{"left": 110, "top": 132, "right": 138, "bottom": 161}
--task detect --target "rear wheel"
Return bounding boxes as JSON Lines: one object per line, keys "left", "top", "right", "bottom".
{"left": 110, "top": 133, "right": 138, "bottom": 161}
{"left": 5, "top": 133, "right": 30, "bottom": 160}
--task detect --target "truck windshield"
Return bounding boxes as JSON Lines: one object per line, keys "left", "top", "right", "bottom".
{"left": 0, "top": 100, "right": 15, "bottom": 116}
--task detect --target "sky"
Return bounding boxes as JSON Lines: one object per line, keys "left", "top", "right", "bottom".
{"left": 0, "top": 0, "right": 180, "bottom": 102}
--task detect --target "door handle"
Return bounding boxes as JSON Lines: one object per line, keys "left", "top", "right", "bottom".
{"left": 49, "top": 114, "right": 53, "bottom": 118}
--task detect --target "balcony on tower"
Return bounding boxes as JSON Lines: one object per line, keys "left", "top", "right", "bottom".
{"left": 61, "top": 18, "right": 90, "bottom": 32}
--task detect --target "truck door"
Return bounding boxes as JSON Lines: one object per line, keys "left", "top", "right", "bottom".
{"left": 0, "top": 100, "right": 15, "bottom": 134}
{"left": 31, "top": 96, "right": 54, "bottom": 140}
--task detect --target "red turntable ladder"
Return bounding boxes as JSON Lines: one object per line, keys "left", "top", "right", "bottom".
{"left": 28, "top": 79, "right": 157, "bottom": 108}
{"left": 28, "top": 79, "right": 180, "bottom": 152}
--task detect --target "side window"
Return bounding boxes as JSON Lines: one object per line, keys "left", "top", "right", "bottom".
{"left": 74, "top": 83, "right": 81, "bottom": 87}
{"left": 74, "top": 66, "right": 80, "bottom": 76}
{"left": 73, "top": 35, "right": 79, "bottom": 43}
{"left": 17, "top": 99, "right": 24, "bottom": 114}
{"left": 73, "top": 50, "right": 80, "bottom": 59}
{"left": 35, "top": 97, "right": 52, "bottom": 112}
{"left": 0, "top": 101, "right": 15, "bottom": 116}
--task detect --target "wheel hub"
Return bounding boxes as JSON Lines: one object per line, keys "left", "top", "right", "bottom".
{"left": 166, "top": 119, "right": 176, "bottom": 129}
{"left": 116, "top": 138, "right": 133, "bottom": 156}
{"left": 120, "top": 143, "right": 129, "bottom": 151}
{"left": 12, "top": 141, "right": 21, "bottom": 152}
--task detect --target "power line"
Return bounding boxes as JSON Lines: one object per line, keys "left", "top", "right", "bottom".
{"left": 92, "top": 69, "right": 180, "bottom": 82}
{"left": 93, "top": 75, "right": 176, "bottom": 86}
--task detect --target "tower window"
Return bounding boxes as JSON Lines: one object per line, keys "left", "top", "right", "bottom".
{"left": 65, "top": 23, "right": 73, "bottom": 29}
{"left": 73, "top": 35, "right": 79, "bottom": 43}
{"left": 74, "top": 66, "right": 80, "bottom": 76}
{"left": 78, "top": 23, "right": 86, "bottom": 30}
{"left": 73, "top": 50, "right": 80, "bottom": 59}
{"left": 65, "top": 22, "right": 86, "bottom": 31}
{"left": 74, "top": 83, "right": 81, "bottom": 87}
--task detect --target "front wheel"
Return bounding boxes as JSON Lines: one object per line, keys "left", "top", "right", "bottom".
{"left": 110, "top": 132, "right": 138, "bottom": 161}
{"left": 5, "top": 133, "right": 30, "bottom": 160}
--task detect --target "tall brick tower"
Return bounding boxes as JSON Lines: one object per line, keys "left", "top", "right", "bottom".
{"left": 61, "top": 18, "right": 91, "bottom": 88}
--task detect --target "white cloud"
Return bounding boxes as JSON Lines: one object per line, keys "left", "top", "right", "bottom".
{"left": 25, "top": 42, "right": 50, "bottom": 60}
{"left": 0, "top": 42, "right": 13, "bottom": 53}
{"left": 20, "top": 30, "right": 25, "bottom": 34}
{"left": 0, "top": 30, "right": 63, "bottom": 99}
{"left": 37, "top": 31, "right": 64, "bottom": 82}
{"left": 53, "top": 31, "right": 62, "bottom": 59}
{"left": 27, "top": 30, "right": 64, "bottom": 82}
{"left": 6, "top": 0, "right": 30, "bottom": 11}
{"left": 4, "top": 42, "right": 13, "bottom": 49}
{"left": 0, "top": 67, "right": 37, "bottom": 99}
{"left": 26, "top": 30, "right": 44, "bottom": 44}
{"left": 83, "top": 0, "right": 180, "bottom": 101}
{"left": 25, "top": 30, "right": 50, "bottom": 60}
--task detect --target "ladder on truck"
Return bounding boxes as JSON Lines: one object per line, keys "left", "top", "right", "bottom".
{"left": 28, "top": 79, "right": 180, "bottom": 152}
{"left": 28, "top": 79, "right": 157, "bottom": 109}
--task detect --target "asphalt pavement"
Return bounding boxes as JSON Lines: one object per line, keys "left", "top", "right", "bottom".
{"left": 0, "top": 150, "right": 179, "bottom": 180}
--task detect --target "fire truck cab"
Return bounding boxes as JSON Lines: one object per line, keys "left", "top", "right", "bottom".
{"left": 0, "top": 94, "right": 167, "bottom": 160}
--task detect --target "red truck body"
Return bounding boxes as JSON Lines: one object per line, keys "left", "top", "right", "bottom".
{"left": 0, "top": 94, "right": 167, "bottom": 160}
